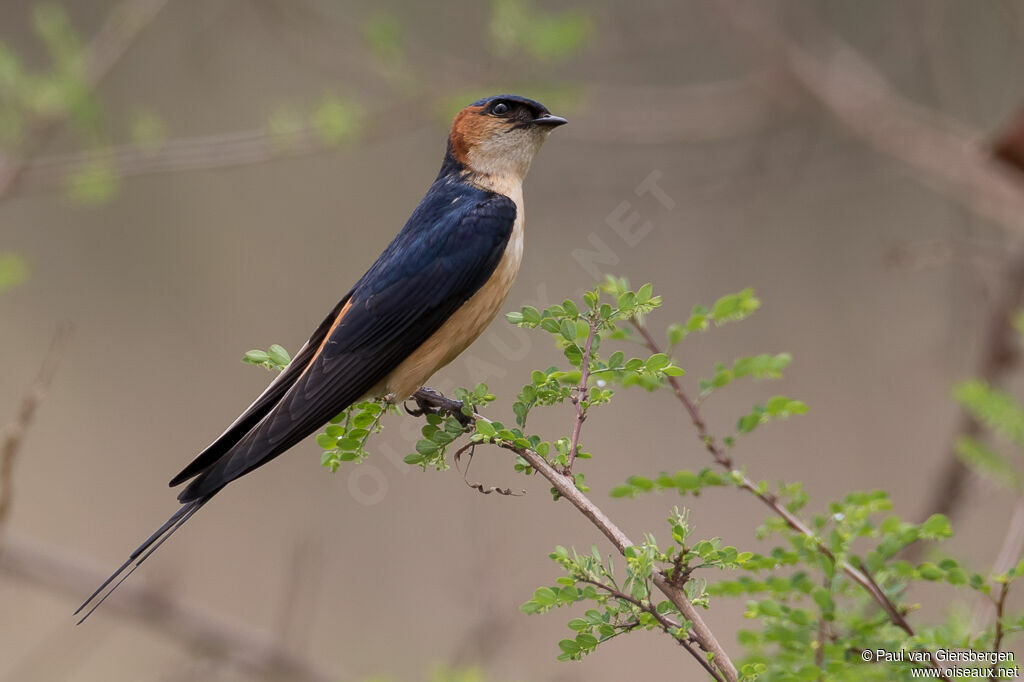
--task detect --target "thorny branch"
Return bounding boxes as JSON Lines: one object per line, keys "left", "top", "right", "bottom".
{"left": 411, "top": 388, "right": 739, "bottom": 682}
{"left": 630, "top": 320, "right": 952, "bottom": 682}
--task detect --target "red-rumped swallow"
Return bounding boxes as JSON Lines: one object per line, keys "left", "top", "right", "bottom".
{"left": 76, "top": 95, "right": 566, "bottom": 622}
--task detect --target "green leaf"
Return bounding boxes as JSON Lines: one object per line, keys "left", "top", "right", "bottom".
{"left": 810, "top": 586, "right": 834, "bottom": 620}
{"left": 610, "top": 485, "right": 634, "bottom": 498}
{"left": 267, "top": 344, "right": 291, "bottom": 367}
{"left": 955, "top": 435, "right": 1021, "bottom": 490}
{"left": 415, "top": 440, "right": 439, "bottom": 456}
{"left": 557, "top": 638, "right": 581, "bottom": 655}
{"left": 0, "top": 252, "right": 29, "bottom": 293}
{"left": 627, "top": 475, "right": 653, "bottom": 491}
{"left": 710, "top": 288, "right": 761, "bottom": 324}
{"left": 645, "top": 353, "right": 669, "bottom": 372}
{"left": 489, "top": 0, "right": 592, "bottom": 63}
{"left": 756, "top": 598, "right": 782, "bottom": 617}
{"left": 534, "top": 586, "right": 557, "bottom": 607}
{"left": 567, "top": 618, "right": 589, "bottom": 631}
{"left": 559, "top": 319, "right": 577, "bottom": 342}
{"left": 66, "top": 160, "right": 118, "bottom": 205}
{"left": 919, "top": 514, "right": 953, "bottom": 540}
{"left": 667, "top": 323, "right": 685, "bottom": 346}
{"left": 954, "top": 380, "right": 1024, "bottom": 448}
{"left": 312, "top": 95, "right": 361, "bottom": 145}
{"left": 243, "top": 350, "right": 269, "bottom": 364}
{"left": 362, "top": 11, "right": 403, "bottom": 63}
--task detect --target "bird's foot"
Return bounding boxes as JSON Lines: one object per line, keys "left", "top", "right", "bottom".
{"left": 406, "top": 387, "right": 474, "bottom": 427}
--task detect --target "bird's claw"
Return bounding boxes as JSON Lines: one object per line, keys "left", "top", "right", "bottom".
{"left": 407, "top": 387, "right": 474, "bottom": 427}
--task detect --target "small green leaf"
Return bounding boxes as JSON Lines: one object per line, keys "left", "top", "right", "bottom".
{"left": 243, "top": 350, "right": 269, "bottom": 363}
{"left": 645, "top": 353, "right": 669, "bottom": 372}
{"left": 0, "top": 252, "right": 29, "bottom": 293}
{"left": 558, "top": 638, "right": 581, "bottom": 655}
{"left": 559, "top": 319, "right": 577, "bottom": 342}
{"left": 534, "top": 586, "right": 557, "bottom": 606}
{"left": 267, "top": 344, "right": 291, "bottom": 367}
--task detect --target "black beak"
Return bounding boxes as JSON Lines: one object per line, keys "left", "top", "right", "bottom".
{"left": 531, "top": 113, "right": 568, "bottom": 128}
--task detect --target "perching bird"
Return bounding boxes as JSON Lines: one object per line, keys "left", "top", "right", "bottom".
{"left": 76, "top": 94, "right": 565, "bottom": 622}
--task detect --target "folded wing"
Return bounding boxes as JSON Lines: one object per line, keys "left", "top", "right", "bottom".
{"left": 176, "top": 187, "right": 516, "bottom": 502}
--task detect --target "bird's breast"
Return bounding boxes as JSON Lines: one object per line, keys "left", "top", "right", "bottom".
{"left": 383, "top": 185, "right": 525, "bottom": 401}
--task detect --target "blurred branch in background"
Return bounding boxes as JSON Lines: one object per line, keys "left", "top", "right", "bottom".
{"left": 9, "top": 75, "right": 796, "bottom": 198}
{"left": 0, "top": 323, "right": 71, "bottom": 543}
{"left": 15, "top": 104, "right": 413, "bottom": 197}
{"left": 0, "top": 321, "right": 332, "bottom": 680}
{"left": 0, "top": 534, "right": 340, "bottom": 682}
{"left": 712, "top": 0, "right": 1024, "bottom": 240}
{"left": 926, "top": 110, "right": 1024, "bottom": 528}
{"left": 0, "top": 0, "right": 168, "bottom": 200}
{"left": 709, "top": 0, "right": 1024, "bottom": 540}
{"left": 1, "top": 0, "right": 813, "bottom": 203}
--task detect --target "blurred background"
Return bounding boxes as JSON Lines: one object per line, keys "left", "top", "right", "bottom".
{"left": 3, "top": 1, "right": 1024, "bottom": 680}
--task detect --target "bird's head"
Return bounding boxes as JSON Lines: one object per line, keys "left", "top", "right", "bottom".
{"left": 446, "top": 94, "right": 566, "bottom": 182}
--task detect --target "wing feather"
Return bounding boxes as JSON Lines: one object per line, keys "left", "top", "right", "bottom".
{"left": 167, "top": 295, "right": 352, "bottom": 486}
{"left": 177, "top": 186, "right": 516, "bottom": 501}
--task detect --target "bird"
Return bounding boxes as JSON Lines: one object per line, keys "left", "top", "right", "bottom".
{"left": 76, "top": 94, "right": 566, "bottom": 622}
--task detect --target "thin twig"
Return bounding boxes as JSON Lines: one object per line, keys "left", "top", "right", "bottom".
{"left": 991, "top": 581, "right": 1010, "bottom": 672}
{"left": 0, "top": 324, "right": 73, "bottom": 539}
{"left": 631, "top": 319, "right": 918, "bottom": 628}
{"left": 83, "top": 0, "right": 170, "bottom": 86}
{"left": 16, "top": 125, "right": 371, "bottom": 196}
{"left": 565, "top": 319, "right": 598, "bottom": 474}
{"left": 973, "top": 497, "right": 1024, "bottom": 628}
{"left": 411, "top": 389, "right": 739, "bottom": 682}
{"left": 629, "top": 320, "right": 961, "bottom": 680}
{"left": 815, "top": 573, "right": 828, "bottom": 673}
{"left": 574, "top": 576, "right": 722, "bottom": 680}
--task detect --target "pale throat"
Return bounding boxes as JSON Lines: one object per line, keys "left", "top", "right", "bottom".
{"left": 463, "top": 131, "right": 545, "bottom": 191}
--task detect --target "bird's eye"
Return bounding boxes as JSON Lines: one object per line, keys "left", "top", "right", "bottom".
{"left": 492, "top": 102, "right": 509, "bottom": 116}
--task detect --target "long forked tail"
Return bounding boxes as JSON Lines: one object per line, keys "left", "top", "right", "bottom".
{"left": 74, "top": 495, "right": 213, "bottom": 624}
